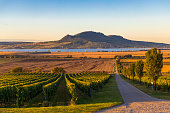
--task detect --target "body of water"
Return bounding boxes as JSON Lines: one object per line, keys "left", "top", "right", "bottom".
{"left": 0, "top": 48, "right": 150, "bottom": 52}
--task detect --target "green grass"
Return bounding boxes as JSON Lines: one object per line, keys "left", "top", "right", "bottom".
{"left": 0, "top": 75, "right": 123, "bottom": 113}
{"left": 0, "top": 103, "right": 119, "bottom": 113}
{"left": 77, "top": 75, "right": 123, "bottom": 104}
{"left": 121, "top": 75, "right": 170, "bottom": 100}
{"left": 0, "top": 59, "right": 11, "bottom": 64}
{"left": 0, "top": 59, "right": 6, "bottom": 62}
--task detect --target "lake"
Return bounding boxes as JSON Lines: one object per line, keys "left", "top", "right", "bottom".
{"left": 0, "top": 48, "right": 150, "bottom": 52}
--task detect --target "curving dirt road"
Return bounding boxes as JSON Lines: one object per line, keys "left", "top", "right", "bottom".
{"left": 97, "top": 74, "right": 170, "bottom": 113}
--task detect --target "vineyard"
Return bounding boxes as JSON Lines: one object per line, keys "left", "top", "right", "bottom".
{"left": 0, "top": 72, "right": 111, "bottom": 107}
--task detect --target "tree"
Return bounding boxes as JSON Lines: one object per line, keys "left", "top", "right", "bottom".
{"left": 135, "top": 60, "right": 144, "bottom": 84}
{"left": 51, "top": 67, "right": 66, "bottom": 74}
{"left": 129, "top": 63, "right": 135, "bottom": 80}
{"left": 145, "top": 48, "right": 163, "bottom": 90}
{"left": 11, "top": 67, "right": 23, "bottom": 73}
{"left": 117, "top": 63, "right": 123, "bottom": 74}
{"left": 122, "top": 67, "right": 127, "bottom": 77}
{"left": 126, "top": 67, "right": 131, "bottom": 79}
{"left": 116, "top": 56, "right": 123, "bottom": 74}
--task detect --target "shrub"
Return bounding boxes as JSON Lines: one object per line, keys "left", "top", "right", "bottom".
{"left": 11, "top": 67, "right": 23, "bottom": 73}
{"left": 51, "top": 67, "right": 66, "bottom": 74}
{"left": 123, "top": 54, "right": 132, "bottom": 59}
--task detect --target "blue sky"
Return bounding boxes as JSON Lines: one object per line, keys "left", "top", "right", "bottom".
{"left": 0, "top": 0, "right": 170, "bottom": 43}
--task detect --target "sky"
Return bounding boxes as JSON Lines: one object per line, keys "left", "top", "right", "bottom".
{"left": 0, "top": 0, "right": 170, "bottom": 43}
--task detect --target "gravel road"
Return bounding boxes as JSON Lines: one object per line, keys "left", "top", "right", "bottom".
{"left": 96, "top": 74, "right": 170, "bottom": 113}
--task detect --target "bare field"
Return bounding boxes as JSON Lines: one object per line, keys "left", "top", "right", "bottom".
{"left": 33, "top": 51, "right": 146, "bottom": 58}
{"left": 0, "top": 58, "right": 114, "bottom": 74}
{"left": 162, "top": 65, "right": 170, "bottom": 73}
{"left": 0, "top": 50, "right": 170, "bottom": 74}
{"left": 0, "top": 50, "right": 170, "bottom": 58}
{"left": 0, "top": 52, "right": 17, "bottom": 55}
{"left": 51, "top": 50, "right": 170, "bottom": 58}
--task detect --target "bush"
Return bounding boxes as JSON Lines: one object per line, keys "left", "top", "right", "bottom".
{"left": 51, "top": 67, "right": 66, "bottom": 74}
{"left": 42, "top": 101, "right": 49, "bottom": 107}
{"left": 66, "top": 55, "right": 72, "bottom": 58}
{"left": 123, "top": 54, "right": 132, "bottom": 59}
{"left": 11, "top": 67, "right": 23, "bottom": 73}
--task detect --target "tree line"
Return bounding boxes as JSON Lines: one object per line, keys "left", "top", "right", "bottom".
{"left": 116, "top": 48, "right": 163, "bottom": 91}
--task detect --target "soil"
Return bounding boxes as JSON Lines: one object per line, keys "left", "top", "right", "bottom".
{"left": 0, "top": 58, "right": 114, "bottom": 74}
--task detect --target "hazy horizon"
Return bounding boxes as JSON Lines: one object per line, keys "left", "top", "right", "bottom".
{"left": 0, "top": 0, "right": 170, "bottom": 44}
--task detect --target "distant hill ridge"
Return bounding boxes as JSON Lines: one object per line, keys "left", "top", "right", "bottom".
{"left": 0, "top": 31, "right": 169, "bottom": 49}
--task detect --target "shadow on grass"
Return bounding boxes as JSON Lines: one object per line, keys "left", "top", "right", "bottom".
{"left": 77, "top": 75, "right": 123, "bottom": 105}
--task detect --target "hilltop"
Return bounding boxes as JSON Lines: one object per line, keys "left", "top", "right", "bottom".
{"left": 0, "top": 31, "right": 169, "bottom": 49}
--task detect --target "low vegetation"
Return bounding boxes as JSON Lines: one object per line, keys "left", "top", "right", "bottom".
{"left": 1, "top": 47, "right": 170, "bottom": 112}
{"left": 116, "top": 56, "right": 123, "bottom": 74}
{"left": 51, "top": 67, "right": 66, "bottom": 74}
{"left": 10, "top": 67, "right": 23, "bottom": 73}
{"left": 118, "top": 48, "right": 170, "bottom": 100}
{"left": 121, "top": 75, "right": 170, "bottom": 100}
{"left": 0, "top": 74, "right": 123, "bottom": 112}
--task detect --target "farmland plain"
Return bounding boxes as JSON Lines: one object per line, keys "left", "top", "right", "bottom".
{"left": 0, "top": 50, "right": 170, "bottom": 113}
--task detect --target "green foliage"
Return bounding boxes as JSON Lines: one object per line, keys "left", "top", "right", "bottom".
{"left": 116, "top": 56, "right": 123, "bottom": 74}
{"left": 43, "top": 75, "right": 62, "bottom": 101}
{"left": 145, "top": 48, "right": 163, "bottom": 90}
{"left": 123, "top": 63, "right": 135, "bottom": 80}
{"left": 0, "top": 73, "right": 59, "bottom": 106}
{"left": 129, "top": 63, "right": 135, "bottom": 80}
{"left": 66, "top": 73, "right": 110, "bottom": 97}
{"left": 16, "top": 87, "right": 24, "bottom": 108}
{"left": 22, "top": 74, "right": 59, "bottom": 101}
{"left": 117, "top": 64, "right": 123, "bottom": 74}
{"left": 122, "top": 68, "right": 127, "bottom": 77}
{"left": 113, "top": 63, "right": 116, "bottom": 73}
{"left": 126, "top": 68, "right": 131, "bottom": 79}
{"left": 65, "top": 75, "right": 78, "bottom": 105}
{"left": 122, "top": 73, "right": 170, "bottom": 92}
{"left": 77, "top": 75, "right": 123, "bottom": 105}
{"left": 0, "top": 72, "right": 113, "bottom": 108}
{"left": 135, "top": 60, "right": 144, "bottom": 84}
{"left": 11, "top": 67, "right": 23, "bottom": 73}
{"left": 122, "top": 75, "right": 170, "bottom": 100}
{"left": 123, "top": 54, "right": 132, "bottom": 58}
{"left": 51, "top": 67, "right": 66, "bottom": 74}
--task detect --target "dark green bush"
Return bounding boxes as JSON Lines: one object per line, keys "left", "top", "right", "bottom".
{"left": 11, "top": 67, "right": 23, "bottom": 73}
{"left": 51, "top": 67, "right": 66, "bottom": 74}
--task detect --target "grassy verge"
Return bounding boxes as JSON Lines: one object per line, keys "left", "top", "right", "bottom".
{"left": 0, "top": 75, "right": 123, "bottom": 113}
{"left": 121, "top": 75, "right": 170, "bottom": 100}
